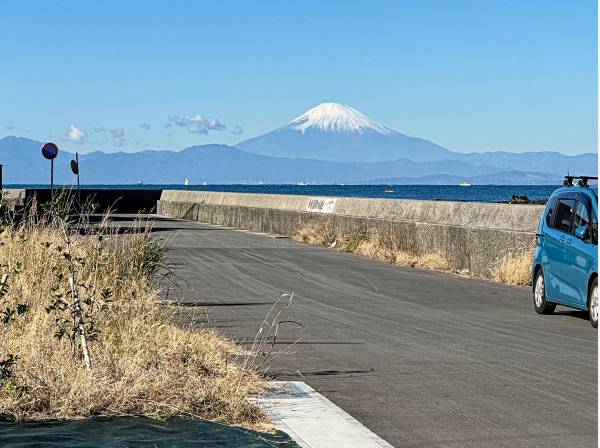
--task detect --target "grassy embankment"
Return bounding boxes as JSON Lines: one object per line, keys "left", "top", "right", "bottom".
{"left": 294, "top": 223, "right": 533, "bottom": 286}
{"left": 0, "top": 204, "right": 265, "bottom": 426}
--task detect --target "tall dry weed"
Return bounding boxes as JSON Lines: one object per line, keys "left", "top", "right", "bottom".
{"left": 491, "top": 249, "right": 533, "bottom": 285}
{"left": 354, "top": 231, "right": 396, "bottom": 262}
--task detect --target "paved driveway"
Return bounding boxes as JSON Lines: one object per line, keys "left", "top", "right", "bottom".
{"left": 143, "top": 215, "right": 597, "bottom": 448}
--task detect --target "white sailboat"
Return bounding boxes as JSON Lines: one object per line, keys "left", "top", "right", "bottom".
{"left": 459, "top": 181, "right": 472, "bottom": 187}
{"left": 184, "top": 178, "right": 189, "bottom": 186}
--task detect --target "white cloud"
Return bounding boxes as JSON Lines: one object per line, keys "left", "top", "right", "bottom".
{"left": 231, "top": 125, "right": 244, "bottom": 135}
{"left": 92, "top": 127, "right": 126, "bottom": 147}
{"left": 167, "top": 114, "right": 226, "bottom": 135}
{"left": 65, "top": 124, "right": 87, "bottom": 143}
{"left": 108, "top": 128, "right": 126, "bottom": 147}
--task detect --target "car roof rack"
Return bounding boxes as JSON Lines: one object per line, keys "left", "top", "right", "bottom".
{"left": 563, "top": 175, "right": 598, "bottom": 187}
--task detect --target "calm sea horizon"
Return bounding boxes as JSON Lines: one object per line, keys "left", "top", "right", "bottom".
{"left": 6, "top": 184, "right": 564, "bottom": 203}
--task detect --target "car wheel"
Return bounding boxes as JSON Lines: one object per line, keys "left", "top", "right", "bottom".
{"left": 589, "top": 278, "right": 597, "bottom": 329}
{"left": 533, "top": 269, "right": 555, "bottom": 314}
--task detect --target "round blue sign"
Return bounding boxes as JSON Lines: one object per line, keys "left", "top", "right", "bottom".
{"left": 41, "top": 142, "right": 59, "bottom": 160}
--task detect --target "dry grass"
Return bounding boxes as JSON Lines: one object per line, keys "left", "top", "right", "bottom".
{"left": 295, "top": 224, "right": 452, "bottom": 274}
{"left": 295, "top": 223, "right": 535, "bottom": 284}
{"left": 293, "top": 222, "right": 336, "bottom": 247}
{"left": 491, "top": 249, "right": 534, "bottom": 286}
{"left": 354, "top": 231, "right": 396, "bottom": 262}
{"left": 0, "top": 208, "right": 264, "bottom": 424}
{"left": 416, "top": 253, "right": 451, "bottom": 271}
{"left": 341, "top": 230, "right": 371, "bottom": 253}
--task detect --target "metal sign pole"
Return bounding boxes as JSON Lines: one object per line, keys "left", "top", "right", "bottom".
{"left": 76, "top": 152, "right": 80, "bottom": 206}
{"left": 50, "top": 158, "right": 54, "bottom": 203}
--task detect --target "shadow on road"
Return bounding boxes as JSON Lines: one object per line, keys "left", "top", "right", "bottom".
{"left": 165, "top": 301, "right": 276, "bottom": 307}
{"left": 240, "top": 341, "right": 365, "bottom": 346}
{"left": 553, "top": 309, "right": 590, "bottom": 321}
{"left": 269, "top": 368, "right": 375, "bottom": 379}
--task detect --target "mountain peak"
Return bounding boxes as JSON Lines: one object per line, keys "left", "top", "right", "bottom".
{"left": 286, "top": 103, "right": 394, "bottom": 135}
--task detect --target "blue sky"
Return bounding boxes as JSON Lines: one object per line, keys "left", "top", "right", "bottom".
{"left": 0, "top": 0, "right": 596, "bottom": 155}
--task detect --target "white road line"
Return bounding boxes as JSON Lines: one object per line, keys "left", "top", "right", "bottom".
{"left": 252, "top": 381, "right": 394, "bottom": 448}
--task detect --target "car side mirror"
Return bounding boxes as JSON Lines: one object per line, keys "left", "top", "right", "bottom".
{"left": 575, "top": 225, "right": 589, "bottom": 240}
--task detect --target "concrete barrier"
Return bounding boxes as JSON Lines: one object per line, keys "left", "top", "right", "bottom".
{"left": 2, "top": 189, "right": 27, "bottom": 211}
{"left": 4, "top": 188, "right": 162, "bottom": 213}
{"left": 157, "top": 190, "right": 545, "bottom": 280}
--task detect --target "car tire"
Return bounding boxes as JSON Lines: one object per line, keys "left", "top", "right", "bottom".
{"left": 533, "top": 269, "right": 555, "bottom": 315}
{"left": 588, "top": 278, "right": 597, "bottom": 329}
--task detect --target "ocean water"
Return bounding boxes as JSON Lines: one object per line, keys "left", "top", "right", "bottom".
{"left": 8, "top": 184, "right": 561, "bottom": 203}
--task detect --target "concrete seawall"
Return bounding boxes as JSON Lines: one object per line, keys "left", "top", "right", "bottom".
{"left": 4, "top": 188, "right": 162, "bottom": 213}
{"left": 157, "top": 190, "right": 545, "bottom": 279}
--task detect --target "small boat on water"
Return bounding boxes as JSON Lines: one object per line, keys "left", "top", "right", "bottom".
{"left": 458, "top": 182, "right": 472, "bottom": 187}
{"left": 184, "top": 177, "right": 189, "bottom": 186}
{"left": 384, "top": 188, "right": 395, "bottom": 193}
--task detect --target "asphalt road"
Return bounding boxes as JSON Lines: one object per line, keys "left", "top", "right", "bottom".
{"left": 139, "top": 215, "right": 597, "bottom": 448}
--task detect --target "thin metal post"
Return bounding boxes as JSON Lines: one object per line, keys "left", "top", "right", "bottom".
{"left": 76, "top": 152, "right": 80, "bottom": 206}
{"left": 50, "top": 158, "right": 54, "bottom": 203}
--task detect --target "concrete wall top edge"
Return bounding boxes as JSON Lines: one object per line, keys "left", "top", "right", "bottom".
{"left": 4, "top": 188, "right": 161, "bottom": 213}
{"left": 159, "top": 190, "right": 545, "bottom": 233}
{"left": 2, "top": 189, "right": 27, "bottom": 200}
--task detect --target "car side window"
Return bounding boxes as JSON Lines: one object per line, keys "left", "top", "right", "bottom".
{"left": 544, "top": 197, "right": 557, "bottom": 227}
{"left": 551, "top": 198, "right": 575, "bottom": 233}
{"left": 593, "top": 206, "right": 598, "bottom": 245}
{"left": 573, "top": 201, "right": 593, "bottom": 242}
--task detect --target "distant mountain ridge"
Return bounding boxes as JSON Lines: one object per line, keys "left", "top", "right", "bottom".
{"left": 0, "top": 103, "right": 596, "bottom": 184}
{"left": 359, "top": 171, "right": 565, "bottom": 186}
{"left": 0, "top": 135, "right": 593, "bottom": 185}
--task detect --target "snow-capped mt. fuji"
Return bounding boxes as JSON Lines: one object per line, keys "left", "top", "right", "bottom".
{"left": 287, "top": 103, "right": 393, "bottom": 135}
{"left": 237, "top": 102, "right": 453, "bottom": 163}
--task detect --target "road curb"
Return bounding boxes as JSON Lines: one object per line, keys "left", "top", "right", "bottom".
{"left": 252, "top": 381, "right": 394, "bottom": 448}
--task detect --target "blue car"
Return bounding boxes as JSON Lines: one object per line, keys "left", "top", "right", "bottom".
{"left": 532, "top": 176, "right": 598, "bottom": 327}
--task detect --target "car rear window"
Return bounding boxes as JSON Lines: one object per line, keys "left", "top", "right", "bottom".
{"left": 551, "top": 199, "right": 575, "bottom": 233}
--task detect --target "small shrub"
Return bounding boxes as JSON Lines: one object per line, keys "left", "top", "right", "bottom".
{"left": 341, "top": 230, "right": 370, "bottom": 253}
